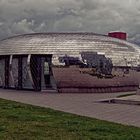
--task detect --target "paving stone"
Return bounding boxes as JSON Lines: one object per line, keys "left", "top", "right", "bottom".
{"left": 0, "top": 89, "right": 139, "bottom": 127}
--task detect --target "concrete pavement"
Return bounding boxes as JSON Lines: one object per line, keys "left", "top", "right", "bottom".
{"left": 0, "top": 89, "right": 140, "bottom": 127}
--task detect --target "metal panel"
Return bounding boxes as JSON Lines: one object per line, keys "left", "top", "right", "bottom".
{"left": 5, "top": 56, "right": 10, "bottom": 88}
{"left": 12, "top": 58, "right": 18, "bottom": 88}
{"left": 9, "top": 55, "right": 15, "bottom": 88}
{"left": 22, "top": 56, "right": 33, "bottom": 89}
{"left": 0, "top": 58, "right": 5, "bottom": 87}
{"left": 18, "top": 56, "right": 22, "bottom": 89}
{"left": 30, "top": 55, "right": 41, "bottom": 91}
{"left": 0, "top": 33, "right": 139, "bottom": 67}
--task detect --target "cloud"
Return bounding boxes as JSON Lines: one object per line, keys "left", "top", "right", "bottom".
{"left": 0, "top": 22, "right": 3, "bottom": 26}
{"left": 11, "top": 19, "right": 35, "bottom": 34}
{"left": 0, "top": 0, "right": 140, "bottom": 44}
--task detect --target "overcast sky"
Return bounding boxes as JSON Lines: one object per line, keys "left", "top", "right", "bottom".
{"left": 0, "top": 0, "right": 140, "bottom": 44}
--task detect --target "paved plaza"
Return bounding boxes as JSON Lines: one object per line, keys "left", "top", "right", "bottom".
{"left": 0, "top": 89, "right": 140, "bottom": 127}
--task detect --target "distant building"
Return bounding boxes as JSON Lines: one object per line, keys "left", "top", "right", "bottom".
{"left": 108, "top": 31, "right": 127, "bottom": 40}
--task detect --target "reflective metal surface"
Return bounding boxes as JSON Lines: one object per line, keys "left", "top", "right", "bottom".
{"left": 22, "top": 57, "right": 33, "bottom": 89}
{"left": 0, "top": 33, "right": 140, "bottom": 66}
{"left": 0, "top": 59, "right": 5, "bottom": 87}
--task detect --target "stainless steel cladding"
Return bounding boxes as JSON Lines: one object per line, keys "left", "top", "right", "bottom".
{"left": 0, "top": 33, "right": 140, "bottom": 67}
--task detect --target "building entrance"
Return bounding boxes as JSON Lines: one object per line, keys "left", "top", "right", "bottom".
{"left": 0, "top": 54, "right": 57, "bottom": 92}
{"left": 30, "top": 54, "right": 54, "bottom": 91}
{"left": 41, "top": 55, "right": 54, "bottom": 90}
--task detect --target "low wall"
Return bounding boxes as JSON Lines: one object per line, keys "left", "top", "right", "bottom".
{"left": 58, "top": 86, "right": 137, "bottom": 93}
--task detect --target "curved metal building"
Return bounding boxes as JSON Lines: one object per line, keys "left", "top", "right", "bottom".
{"left": 0, "top": 33, "right": 140, "bottom": 92}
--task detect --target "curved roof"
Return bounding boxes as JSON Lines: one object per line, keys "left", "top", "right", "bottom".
{"left": 0, "top": 32, "right": 140, "bottom": 66}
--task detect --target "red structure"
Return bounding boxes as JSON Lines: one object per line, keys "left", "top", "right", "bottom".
{"left": 108, "top": 31, "right": 127, "bottom": 40}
